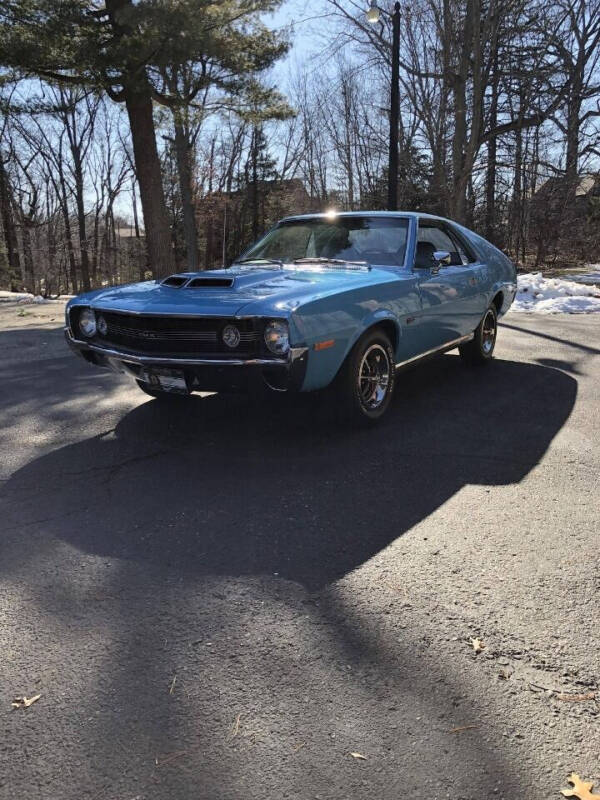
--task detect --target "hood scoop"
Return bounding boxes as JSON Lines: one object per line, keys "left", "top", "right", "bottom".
{"left": 161, "top": 275, "right": 189, "bottom": 287}
{"left": 187, "top": 276, "right": 234, "bottom": 288}
{"left": 161, "top": 274, "right": 234, "bottom": 289}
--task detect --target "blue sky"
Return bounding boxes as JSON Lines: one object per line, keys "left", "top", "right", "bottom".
{"left": 265, "top": 0, "right": 329, "bottom": 85}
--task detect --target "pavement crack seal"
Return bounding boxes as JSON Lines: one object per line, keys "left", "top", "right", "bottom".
{"left": 58, "top": 449, "right": 170, "bottom": 479}
{"left": 1, "top": 505, "right": 94, "bottom": 534}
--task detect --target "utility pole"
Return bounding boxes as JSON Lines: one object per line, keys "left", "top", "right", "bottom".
{"left": 368, "top": 1, "right": 401, "bottom": 210}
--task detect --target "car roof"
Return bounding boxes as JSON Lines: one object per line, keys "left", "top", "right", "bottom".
{"left": 280, "top": 211, "right": 450, "bottom": 224}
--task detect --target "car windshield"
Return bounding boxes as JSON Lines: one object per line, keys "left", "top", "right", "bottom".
{"left": 238, "top": 216, "right": 410, "bottom": 267}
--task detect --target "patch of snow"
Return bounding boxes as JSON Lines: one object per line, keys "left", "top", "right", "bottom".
{"left": 569, "top": 266, "right": 600, "bottom": 285}
{"left": 512, "top": 272, "right": 600, "bottom": 313}
{"left": 0, "top": 291, "right": 74, "bottom": 304}
{"left": 0, "top": 291, "right": 34, "bottom": 303}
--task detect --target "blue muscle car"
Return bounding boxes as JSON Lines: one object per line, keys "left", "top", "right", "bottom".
{"left": 65, "top": 212, "right": 517, "bottom": 421}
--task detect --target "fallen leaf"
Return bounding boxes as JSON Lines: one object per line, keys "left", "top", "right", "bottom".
{"left": 561, "top": 773, "right": 600, "bottom": 799}
{"left": 228, "top": 713, "right": 242, "bottom": 740}
{"left": 169, "top": 676, "right": 177, "bottom": 695}
{"left": 555, "top": 692, "right": 596, "bottom": 703}
{"left": 349, "top": 752, "right": 367, "bottom": 760}
{"left": 449, "top": 724, "right": 479, "bottom": 734}
{"left": 11, "top": 694, "right": 41, "bottom": 709}
{"left": 469, "top": 637, "right": 485, "bottom": 654}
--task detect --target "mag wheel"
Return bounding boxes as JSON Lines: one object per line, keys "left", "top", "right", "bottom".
{"left": 336, "top": 328, "right": 395, "bottom": 422}
{"left": 459, "top": 305, "right": 498, "bottom": 365}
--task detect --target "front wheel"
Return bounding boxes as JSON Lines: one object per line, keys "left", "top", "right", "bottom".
{"left": 459, "top": 305, "right": 498, "bottom": 365}
{"left": 335, "top": 328, "right": 396, "bottom": 423}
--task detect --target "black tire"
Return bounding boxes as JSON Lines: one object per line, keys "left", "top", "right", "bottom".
{"left": 136, "top": 380, "right": 191, "bottom": 401}
{"left": 335, "top": 328, "right": 396, "bottom": 423}
{"left": 459, "top": 304, "right": 498, "bottom": 365}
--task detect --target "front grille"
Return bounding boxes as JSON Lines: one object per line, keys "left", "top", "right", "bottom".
{"left": 71, "top": 308, "right": 261, "bottom": 358}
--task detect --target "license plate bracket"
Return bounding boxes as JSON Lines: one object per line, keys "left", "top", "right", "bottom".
{"left": 140, "top": 367, "right": 189, "bottom": 394}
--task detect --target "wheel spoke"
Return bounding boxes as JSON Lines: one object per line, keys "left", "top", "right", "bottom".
{"left": 481, "top": 310, "right": 496, "bottom": 354}
{"left": 357, "top": 343, "right": 392, "bottom": 410}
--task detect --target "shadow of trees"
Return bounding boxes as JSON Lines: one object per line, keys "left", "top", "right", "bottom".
{"left": 1, "top": 354, "right": 577, "bottom": 589}
{"left": 0, "top": 354, "right": 577, "bottom": 799}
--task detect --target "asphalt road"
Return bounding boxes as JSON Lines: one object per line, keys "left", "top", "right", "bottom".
{"left": 0, "top": 306, "right": 598, "bottom": 800}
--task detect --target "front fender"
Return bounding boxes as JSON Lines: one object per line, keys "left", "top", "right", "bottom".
{"left": 340, "top": 308, "right": 400, "bottom": 364}
{"left": 295, "top": 307, "right": 402, "bottom": 392}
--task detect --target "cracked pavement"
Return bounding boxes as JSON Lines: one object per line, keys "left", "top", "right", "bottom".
{"left": 0, "top": 302, "right": 599, "bottom": 800}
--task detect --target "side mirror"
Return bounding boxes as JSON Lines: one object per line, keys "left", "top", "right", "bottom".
{"left": 433, "top": 250, "right": 451, "bottom": 266}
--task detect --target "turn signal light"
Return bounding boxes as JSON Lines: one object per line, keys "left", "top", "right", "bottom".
{"left": 314, "top": 339, "right": 335, "bottom": 351}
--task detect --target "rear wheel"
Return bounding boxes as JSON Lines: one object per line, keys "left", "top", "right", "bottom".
{"left": 335, "top": 328, "right": 395, "bottom": 423}
{"left": 459, "top": 305, "right": 498, "bottom": 365}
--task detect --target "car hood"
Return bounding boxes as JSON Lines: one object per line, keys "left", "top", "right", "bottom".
{"left": 70, "top": 265, "right": 397, "bottom": 317}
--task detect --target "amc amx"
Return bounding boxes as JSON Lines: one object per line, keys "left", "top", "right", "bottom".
{"left": 65, "top": 212, "right": 517, "bottom": 421}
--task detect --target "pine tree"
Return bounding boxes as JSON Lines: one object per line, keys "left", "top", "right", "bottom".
{"left": 0, "top": 0, "right": 288, "bottom": 277}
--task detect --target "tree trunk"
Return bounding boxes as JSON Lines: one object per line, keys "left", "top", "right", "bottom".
{"left": 131, "top": 179, "right": 146, "bottom": 281}
{"left": 124, "top": 83, "right": 175, "bottom": 278}
{"left": 450, "top": 0, "right": 474, "bottom": 223}
{"left": 511, "top": 126, "right": 523, "bottom": 261}
{"left": 173, "top": 117, "right": 199, "bottom": 271}
{"left": 251, "top": 127, "right": 259, "bottom": 241}
{"left": 0, "top": 157, "right": 21, "bottom": 290}
{"left": 73, "top": 149, "right": 91, "bottom": 291}
{"left": 91, "top": 207, "right": 101, "bottom": 286}
{"left": 46, "top": 188, "right": 57, "bottom": 293}
{"left": 57, "top": 165, "right": 78, "bottom": 293}
{"left": 485, "top": 54, "right": 499, "bottom": 244}
{"left": 565, "top": 62, "right": 583, "bottom": 194}
{"left": 21, "top": 217, "right": 35, "bottom": 293}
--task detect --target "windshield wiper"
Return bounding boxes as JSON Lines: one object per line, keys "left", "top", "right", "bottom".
{"left": 293, "top": 257, "right": 368, "bottom": 266}
{"left": 235, "top": 258, "right": 284, "bottom": 267}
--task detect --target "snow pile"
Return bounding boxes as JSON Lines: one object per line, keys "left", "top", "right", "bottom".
{"left": 0, "top": 291, "right": 74, "bottom": 304}
{"left": 0, "top": 291, "right": 35, "bottom": 303}
{"left": 512, "top": 272, "right": 600, "bottom": 313}
{"left": 570, "top": 267, "right": 600, "bottom": 285}
{"left": 17, "top": 295, "right": 51, "bottom": 305}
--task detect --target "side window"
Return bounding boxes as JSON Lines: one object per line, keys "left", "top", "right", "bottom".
{"left": 447, "top": 225, "right": 478, "bottom": 264}
{"left": 414, "top": 224, "right": 462, "bottom": 268}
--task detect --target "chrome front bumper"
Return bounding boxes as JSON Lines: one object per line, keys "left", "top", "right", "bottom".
{"left": 65, "top": 328, "right": 309, "bottom": 392}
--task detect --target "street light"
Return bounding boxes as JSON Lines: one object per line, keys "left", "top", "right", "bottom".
{"left": 366, "top": 0, "right": 380, "bottom": 23}
{"left": 368, "top": 1, "right": 401, "bottom": 211}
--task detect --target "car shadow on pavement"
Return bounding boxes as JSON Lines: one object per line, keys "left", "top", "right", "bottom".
{"left": 1, "top": 355, "right": 576, "bottom": 591}
{"left": 0, "top": 355, "right": 577, "bottom": 800}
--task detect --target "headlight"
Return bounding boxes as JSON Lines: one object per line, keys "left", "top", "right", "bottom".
{"left": 264, "top": 320, "right": 289, "bottom": 355}
{"left": 78, "top": 308, "right": 97, "bottom": 338}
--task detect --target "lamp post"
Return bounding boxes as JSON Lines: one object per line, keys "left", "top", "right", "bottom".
{"left": 368, "top": 1, "right": 401, "bottom": 211}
